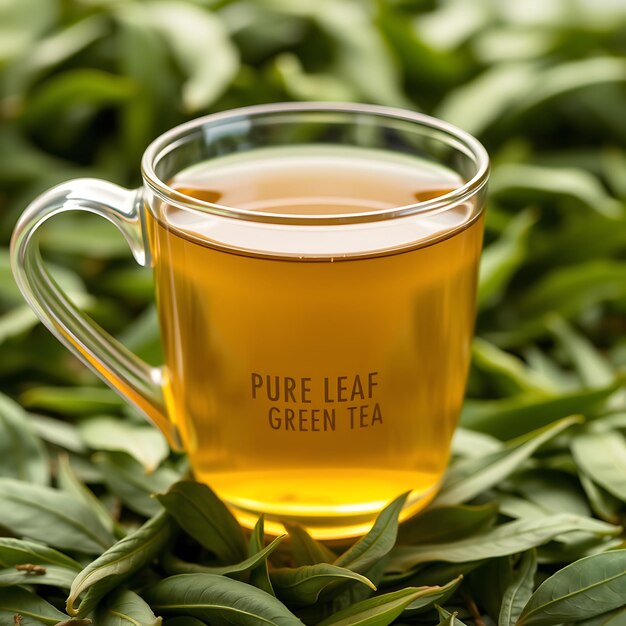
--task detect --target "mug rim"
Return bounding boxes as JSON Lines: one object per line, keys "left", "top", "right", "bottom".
{"left": 141, "top": 102, "right": 490, "bottom": 226}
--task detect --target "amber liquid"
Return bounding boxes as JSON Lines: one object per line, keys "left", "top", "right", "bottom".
{"left": 147, "top": 147, "right": 483, "bottom": 538}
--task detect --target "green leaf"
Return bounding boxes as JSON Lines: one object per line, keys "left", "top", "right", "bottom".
{"left": 155, "top": 481, "right": 247, "bottom": 564}
{"left": 283, "top": 523, "right": 336, "bottom": 566}
{"left": 518, "top": 550, "right": 626, "bottom": 625}
{"left": 546, "top": 316, "right": 615, "bottom": 388}
{"left": 460, "top": 385, "right": 617, "bottom": 439}
{"left": 333, "top": 493, "right": 407, "bottom": 575}
{"left": 21, "top": 386, "right": 124, "bottom": 416}
{"left": 248, "top": 515, "right": 276, "bottom": 595}
{"left": 57, "top": 453, "right": 122, "bottom": 538}
{"left": 397, "top": 504, "right": 498, "bottom": 545}
{"left": 0, "top": 478, "right": 114, "bottom": 554}
{"left": 435, "top": 416, "right": 582, "bottom": 506}
{"left": 94, "top": 451, "right": 180, "bottom": 517}
{"left": 498, "top": 550, "right": 537, "bottom": 626}
{"left": 143, "top": 2, "right": 239, "bottom": 112}
{"left": 29, "top": 414, "right": 86, "bottom": 454}
{"left": 478, "top": 210, "right": 535, "bottom": 308}
{"left": 578, "top": 472, "right": 622, "bottom": 524}
{"left": 0, "top": 587, "right": 67, "bottom": 626}
{"left": 271, "top": 564, "right": 375, "bottom": 608}
{"left": 95, "top": 589, "right": 162, "bottom": 626}
{"left": 66, "top": 510, "right": 175, "bottom": 617}
{"left": 78, "top": 415, "right": 168, "bottom": 472}
{"left": 489, "top": 164, "right": 623, "bottom": 219}
{"left": 163, "top": 620, "right": 205, "bottom": 626}
{"left": 386, "top": 514, "right": 619, "bottom": 571}
{"left": 143, "top": 573, "right": 304, "bottom": 625}
{"left": 436, "top": 606, "right": 469, "bottom": 626}
{"left": 163, "top": 533, "right": 285, "bottom": 579}
{"left": 0, "top": 564, "right": 77, "bottom": 589}
{"left": 402, "top": 577, "right": 463, "bottom": 616}
{"left": 471, "top": 337, "right": 555, "bottom": 395}
{"left": 574, "top": 607, "right": 626, "bottom": 626}
{"left": 316, "top": 585, "right": 452, "bottom": 626}
{"left": 0, "top": 391, "right": 49, "bottom": 484}
{"left": 572, "top": 430, "right": 626, "bottom": 502}
{"left": 0, "top": 537, "right": 81, "bottom": 588}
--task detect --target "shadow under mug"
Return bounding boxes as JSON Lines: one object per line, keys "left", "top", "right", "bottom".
{"left": 11, "top": 103, "right": 489, "bottom": 539}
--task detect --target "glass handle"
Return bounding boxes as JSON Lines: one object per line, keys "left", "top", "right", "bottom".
{"left": 10, "top": 178, "right": 182, "bottom": 450}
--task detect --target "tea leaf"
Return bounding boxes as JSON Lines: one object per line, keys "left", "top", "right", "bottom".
{"left": 21, "top": 386, "right": 124, "bottom": 416}
{"left": 498, "top": 550, "right": 537, "bottom": 626}
{"left": 460, "top": 386, "right": 616, "bottom": 439}
{"left": 144, "top": 2, "right": 239, "bottom": 112}
{"left": 156, "top": 481, "right": 247, "bottom": 564}
{"left": 143, "top": 573, "right": 304, "bottom": 625}
{"left": 333, "top": 493, "right": 407, "bottom": 575}
{"left": 271, "top": 564, "right": 375, "bottom": 608}
{"left": 478, "top": 210, "right": 534, "bottom": 308}
{"left": 489, "top": 164, "right": 623, "bottom": 219}
{"left": 574, "top": 607, "right": 626, "bottom": 626}
{"left": 397, "top": 504, "right": 498, "bottom": 545}
{"left": 95, "top": 589, "right": 162, "bottom": 626}
{"left": 578, "top": 472, "right": 622, "bottom": 524}
{"left": 66, "top": 511, "right": 175, "bottom": 617}
{"left": 0, "top": 537, "right": 81, "bottom": 571}
{"left": 386, "top": 514, "right": 619, "bottom": 571}
{"left": 436, "top": 606, "right": 468, "bottom": 626}
{"left": 0, "top": 478, "right": 114, "bottom": 554}
{"left": 572, "top": 430, "right": 626, "bottom": 502}
{"left": 316, "top": 585, "right": 452, "bottom": 626}
{"left": 0, "top": 564, "right": 77, "bottom": 589}
{"left": 94, "top": 451, "right": 180, "bottom": 517}
{"left": 284, "top": 523, "right": 336, "bottom": 566}
{"left": 546, "top": 316, "right": 615, "bottom": 388}
{"left": 0, "top": 587, "right": 67, "bottom": 626}
{"left": 0, "top": 392, "right": 49, "bottom": 484}
{"left": 517, "top": 550, "right": 626, "bottom": 625}
{"left": 29, "top": 414, "right": 86, "bottom": 454}
{"left": 78, "top": 415, "right": 168, "bottom": 472}
{"left": 164, "top": 533, "right": 284, "bottom": 579}
{"left": 57, "top": 453, "right": 122, "bottom": 538}
{"left": 248, "top": 515, "right": 276, "bottom": 595}
{"left": 403, "top": 577, "right": 463, "bottom": 616}
{"left": 162, "top": 620, "right": 205, "bottom": 626}
{"left": 435, "top": 416, "right": 581, "bottom": 506}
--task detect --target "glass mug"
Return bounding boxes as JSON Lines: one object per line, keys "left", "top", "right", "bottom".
{"left": 11, "top": 103, "right": 489, "bottom": 539}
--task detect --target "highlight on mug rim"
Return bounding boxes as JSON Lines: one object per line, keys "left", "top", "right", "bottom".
{"left": 141, "top": 102, "right": 490, "bottom": 226}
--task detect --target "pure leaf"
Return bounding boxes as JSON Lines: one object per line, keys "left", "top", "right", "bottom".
{"left": 284, "top": 523, "right": 336, "bottom": 566}
{"left": 0, "top": 587, "right": 67, "bottom": 625}
{"left": 0, "top": 478, "right": 114, "bottom": 554}
{"left": 271, "top": 564, "right": 375, "bottom": 608}
{"left": 156, "top": 481, "right": 247, "bottom": 564}
{"left": 518, "top": 550, "right": 626, "bottom": 625}
{"left": 143, "top": 573, "right": 304, "bottom": 625}
{"left": 0, "top": 392, "right": 49, "bottom": 484}
{"left": 66, "top": 511, "right": 175, "bottom": 617}
{"left": 333, "top": 493, "right": 407, "bottom": 575}
{"left": 435, "top": 416, "right": 581, "bottom": 506}
{"left": 386, "top": 514, "right": 619, "bottom": 572}
{"left": 78, "top": 415, "right": 169, "bottom": 472}
{"left": 498, "top": 550, "right": 537, "bottom": 626}
{"left": 572, "top": 430, "right": 626, "bottom": 502}
{"left": 316, "top": 585, "right": 452, "bottom": 626}
{"left": 95, "top": 589, "right": 162, "bottom": 626}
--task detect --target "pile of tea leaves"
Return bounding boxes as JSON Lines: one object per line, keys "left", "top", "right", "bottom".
{"left": 1, "top": 0, "right": 626, "bottom": 624}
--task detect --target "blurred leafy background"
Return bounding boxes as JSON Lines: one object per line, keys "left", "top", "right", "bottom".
{"left": 1, "top": 0, "right": 626, "bottom": 624}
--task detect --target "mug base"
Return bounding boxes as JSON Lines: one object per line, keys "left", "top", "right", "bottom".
{"left": 195, "top": 468, "right": 442, "bottom": 540}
